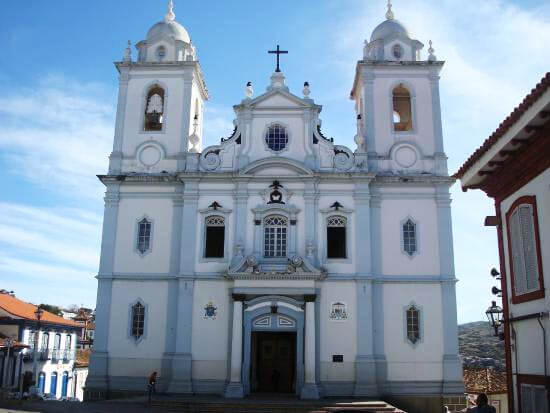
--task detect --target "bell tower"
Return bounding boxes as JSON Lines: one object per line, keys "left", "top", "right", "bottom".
{"left": 108, "top": 0, "right": 208, "bottom": 174}
{"left": 350, "top": 1, "right": 447, "bottom": 175}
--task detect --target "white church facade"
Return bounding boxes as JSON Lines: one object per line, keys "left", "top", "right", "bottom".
{"left": 86, "top": 1, "right": 464, "bottom": 408}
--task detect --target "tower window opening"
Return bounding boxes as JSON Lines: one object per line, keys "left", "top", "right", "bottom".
{"left": 392, "top": 85, "right": 412, "bottom": 131}
{"left": 156, "top": 46, "right": 166, "bottom": 62}
{"left": 144, "top": 86, "right": 165, "bottom": 131}
{"left": 392, "top": 44, "right": 403, "bottom": 59}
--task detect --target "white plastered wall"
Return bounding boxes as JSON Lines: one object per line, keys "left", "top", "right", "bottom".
{"left": 319, "top": 281, "right": 357, "bottom": 381}
{"left": 500, "top": 169, "right": 550, "bottom": 377}
{"left": 113, "top": 193, "right": 174, "bottom": 274}
{"left": 107, "top": 280, "right": 168, "bottom": 376}
{"left": 191, "top": 280, "right": 230, "bottom": 380}
{"left": 382, "top": 282, "right": 444, "bottom": 381}
{"left": 379, "top": 196, "right": 440, "bottom": 276}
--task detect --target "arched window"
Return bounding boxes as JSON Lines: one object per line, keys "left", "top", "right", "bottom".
{"left": 265, "top": 124, "right": 288, "bottom": 152}
{"left": 155, "top": 46, "right": 166, "bottom": 62}
{"left": 66, "top": 334, "right": 71, "bottom": 350}
{"left": 392, "top": 44, "right": 404, "bottom": 59}
{"left": 53, "top": 333, "right": 61, "bottom": 349}
{"left": 41, "top": 332, "right": 49, "bottom": 350}
{"left": 402, "top": 218, "right": 417, "bottom": 256}
{"left": 204, "top": 215, "right": 225, "bottom": 258}
{"left": 406, "top": 305, "right": 420, "bottom": 344}
{"left": 38, "top": 372, "right": 46, "bottom": 394}
{"left": 264, "top": 215, "right": 288, "bottom": 258}
{"left": 50, "top": 372, "right": 58, "bottom": 396}
{"left": 327, "top": 216, "right": 347, "bottom": 259}
{"left": 392, "top": 85, "right": 412, "bottom": 131}
{"left": 131, "top": 302, "right": 145, "bottom": 340}
{"left": 136, "top": 218, "right": 152, "bottom": 254}
{"left": 144, "top": 86, "right": 165, "bottom": 131}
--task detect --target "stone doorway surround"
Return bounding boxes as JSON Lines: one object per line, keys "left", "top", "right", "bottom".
{"left": 243, "top": 295, "right": 305, "bottom": 396}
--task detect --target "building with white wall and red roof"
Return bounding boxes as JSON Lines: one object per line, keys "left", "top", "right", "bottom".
{"left": 456, "top": 73, "right": 550, "bottom": 413}
{"left": 0, "top": 290, "right": 81, "bottom": 400}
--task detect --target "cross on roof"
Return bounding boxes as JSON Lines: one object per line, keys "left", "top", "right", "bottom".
{"left": 268, "top": 45, "right": 288, "bottom": 73}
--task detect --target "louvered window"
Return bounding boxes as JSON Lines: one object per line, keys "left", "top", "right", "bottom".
{"left": 509, "top": 203, "right": 539, "bottom": 295}
{"left": 521, "top": 383, "right": 548, "bottom": 413}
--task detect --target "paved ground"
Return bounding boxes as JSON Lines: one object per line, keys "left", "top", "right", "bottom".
{"left": 0, "top": 398, "right": 164, "bottom": 413}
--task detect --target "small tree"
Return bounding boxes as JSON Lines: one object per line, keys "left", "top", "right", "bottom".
{"left": 38, "top": 303, "right": 64, "bottom": 317}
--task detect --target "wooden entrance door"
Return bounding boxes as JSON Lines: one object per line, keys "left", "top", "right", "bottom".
{"left": 253, "top": 332, "right": 296, "bottom": 393}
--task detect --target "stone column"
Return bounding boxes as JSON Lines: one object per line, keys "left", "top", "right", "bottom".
{"left": 301, "top": 295, "right": 319, "bottom": 399}
{"left": 225, "top": 294, "right": 245, "bottom": 398}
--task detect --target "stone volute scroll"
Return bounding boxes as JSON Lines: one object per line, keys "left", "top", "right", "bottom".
{"left": 333, "top": 145, "right": 355, "bottom": 171}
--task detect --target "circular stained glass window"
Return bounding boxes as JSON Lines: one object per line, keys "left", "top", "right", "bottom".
{"left": 265, "top": 124, "right": 288, "bottom": 152}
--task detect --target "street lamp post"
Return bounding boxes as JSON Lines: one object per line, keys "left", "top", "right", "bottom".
{"left": 30, "top": 307, "right": 43, "bottom": 396}
{"left": 2, "top": 337, "right": 14, "bottom": 390}
{"left": 485, "top": 300, "right": 503, "bottom": 337}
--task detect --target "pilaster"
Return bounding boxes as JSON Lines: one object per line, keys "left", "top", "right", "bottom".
{"left": 301, "top": 297, "right": 319, "bottom": 399}
{"left": 177, "top": 71, "right": 194, "bottom": 171}
{"left": 354, "top": 280, "right": 378, "bottom": 396}
{"left": 179, "top": 179, "right": 199, "bottom": 275}
{"left": 353, "top": 179, "right": 371, "bottom": 276}
{"left": 109, "top": 66, "right": 130, "bottom": 174}
{"left": 429, "top": 69, "right": 448, "bottom": 176}
{"left": 361, "top": 68, "right": 378, "bottom": 171}
{"left": 225, "top": 294, "right": 244, "bottom": 398}
{"left": 167, "top": 279, "right": 194, "bottom": 393}
{"left": 435, "top": 184, "right": 463, "bottom": 390}
{"left": 304, "top": 180, "right": 319, "bottom": 266}
{"left": 87, "top": 183, "right": 119, "bottom": 389}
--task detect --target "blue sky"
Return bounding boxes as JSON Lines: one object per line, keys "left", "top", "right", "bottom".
{"left": 0, "top": 0, "right": 548, "bottom": 322}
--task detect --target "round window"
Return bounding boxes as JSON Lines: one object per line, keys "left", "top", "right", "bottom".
{"left": 392, "top": 44, "right": 403, "bottom": 59}
{"left": 265, "top": 124, "right": 288, "bottom": 152}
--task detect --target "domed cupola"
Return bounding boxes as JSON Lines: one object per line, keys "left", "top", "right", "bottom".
{"left": 363, "top": 1, "right": 423, "bottom": 62}
{"left": 136, "top": 0, "right": 196, "bottom": 63}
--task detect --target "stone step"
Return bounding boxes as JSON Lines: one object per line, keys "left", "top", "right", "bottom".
{"left": 150, "top": 399, "right": 406, "bottom": 413}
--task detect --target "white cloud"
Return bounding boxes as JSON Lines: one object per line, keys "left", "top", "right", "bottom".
{"left": 203, "top": 104, "right": 235, "bottom": 148}
{"left": 0, "top": 75, "right": 114, "bottom": 201}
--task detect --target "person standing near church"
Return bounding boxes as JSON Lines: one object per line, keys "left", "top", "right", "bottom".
{"left": 468, "top": 394, "right": 496, "bottom": 412}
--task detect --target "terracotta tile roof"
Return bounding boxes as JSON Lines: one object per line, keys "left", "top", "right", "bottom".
{"left": 464, "top": 368, "right": 507, "bottom": 394}
{"left": 454, "top": 72, "right": 550, "bottom": 179}
{"left": 0, "top": 293, "right": 80, "bottom": 327}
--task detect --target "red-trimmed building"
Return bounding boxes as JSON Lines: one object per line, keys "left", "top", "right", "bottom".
{"left": 456, "top": 73, "right": 550, "bottom": 413}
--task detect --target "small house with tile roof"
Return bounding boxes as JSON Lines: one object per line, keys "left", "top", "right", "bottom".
{"left": 0, "top": 290, "right": 80, "bottom": 399}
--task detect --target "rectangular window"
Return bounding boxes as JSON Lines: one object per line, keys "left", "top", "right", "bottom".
{"left": 204, "top": 216, "right": 225, "bottom": 258}
{"left": 506, "top": 196, "right": 544, "bottom": 304}
{"left": 327, "top": 216, "right": 347, "bottom": 259}
{"left": 264, "top": 216, "right": 287, "bottom": 258}
{"left": 131, "top": 303, "right": 145, "bottom": 339}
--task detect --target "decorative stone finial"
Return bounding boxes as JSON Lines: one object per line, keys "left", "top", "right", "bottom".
{"left": 123, "top": 40, "right": 132, "bottom": 62}
{"left": 428, "top": 40, "right": 437, "bottom": 62}
{"left": 245, "top": 81, "right": 253, "bottom": 99}
{"left": 303, "top": 82, "right": 311, "bottom": 98}
{"left": 165, "top": 0, "right": 175, "bottom": 22}
{"left": 386, "top": 0, "right": 394, "bottom": 20}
